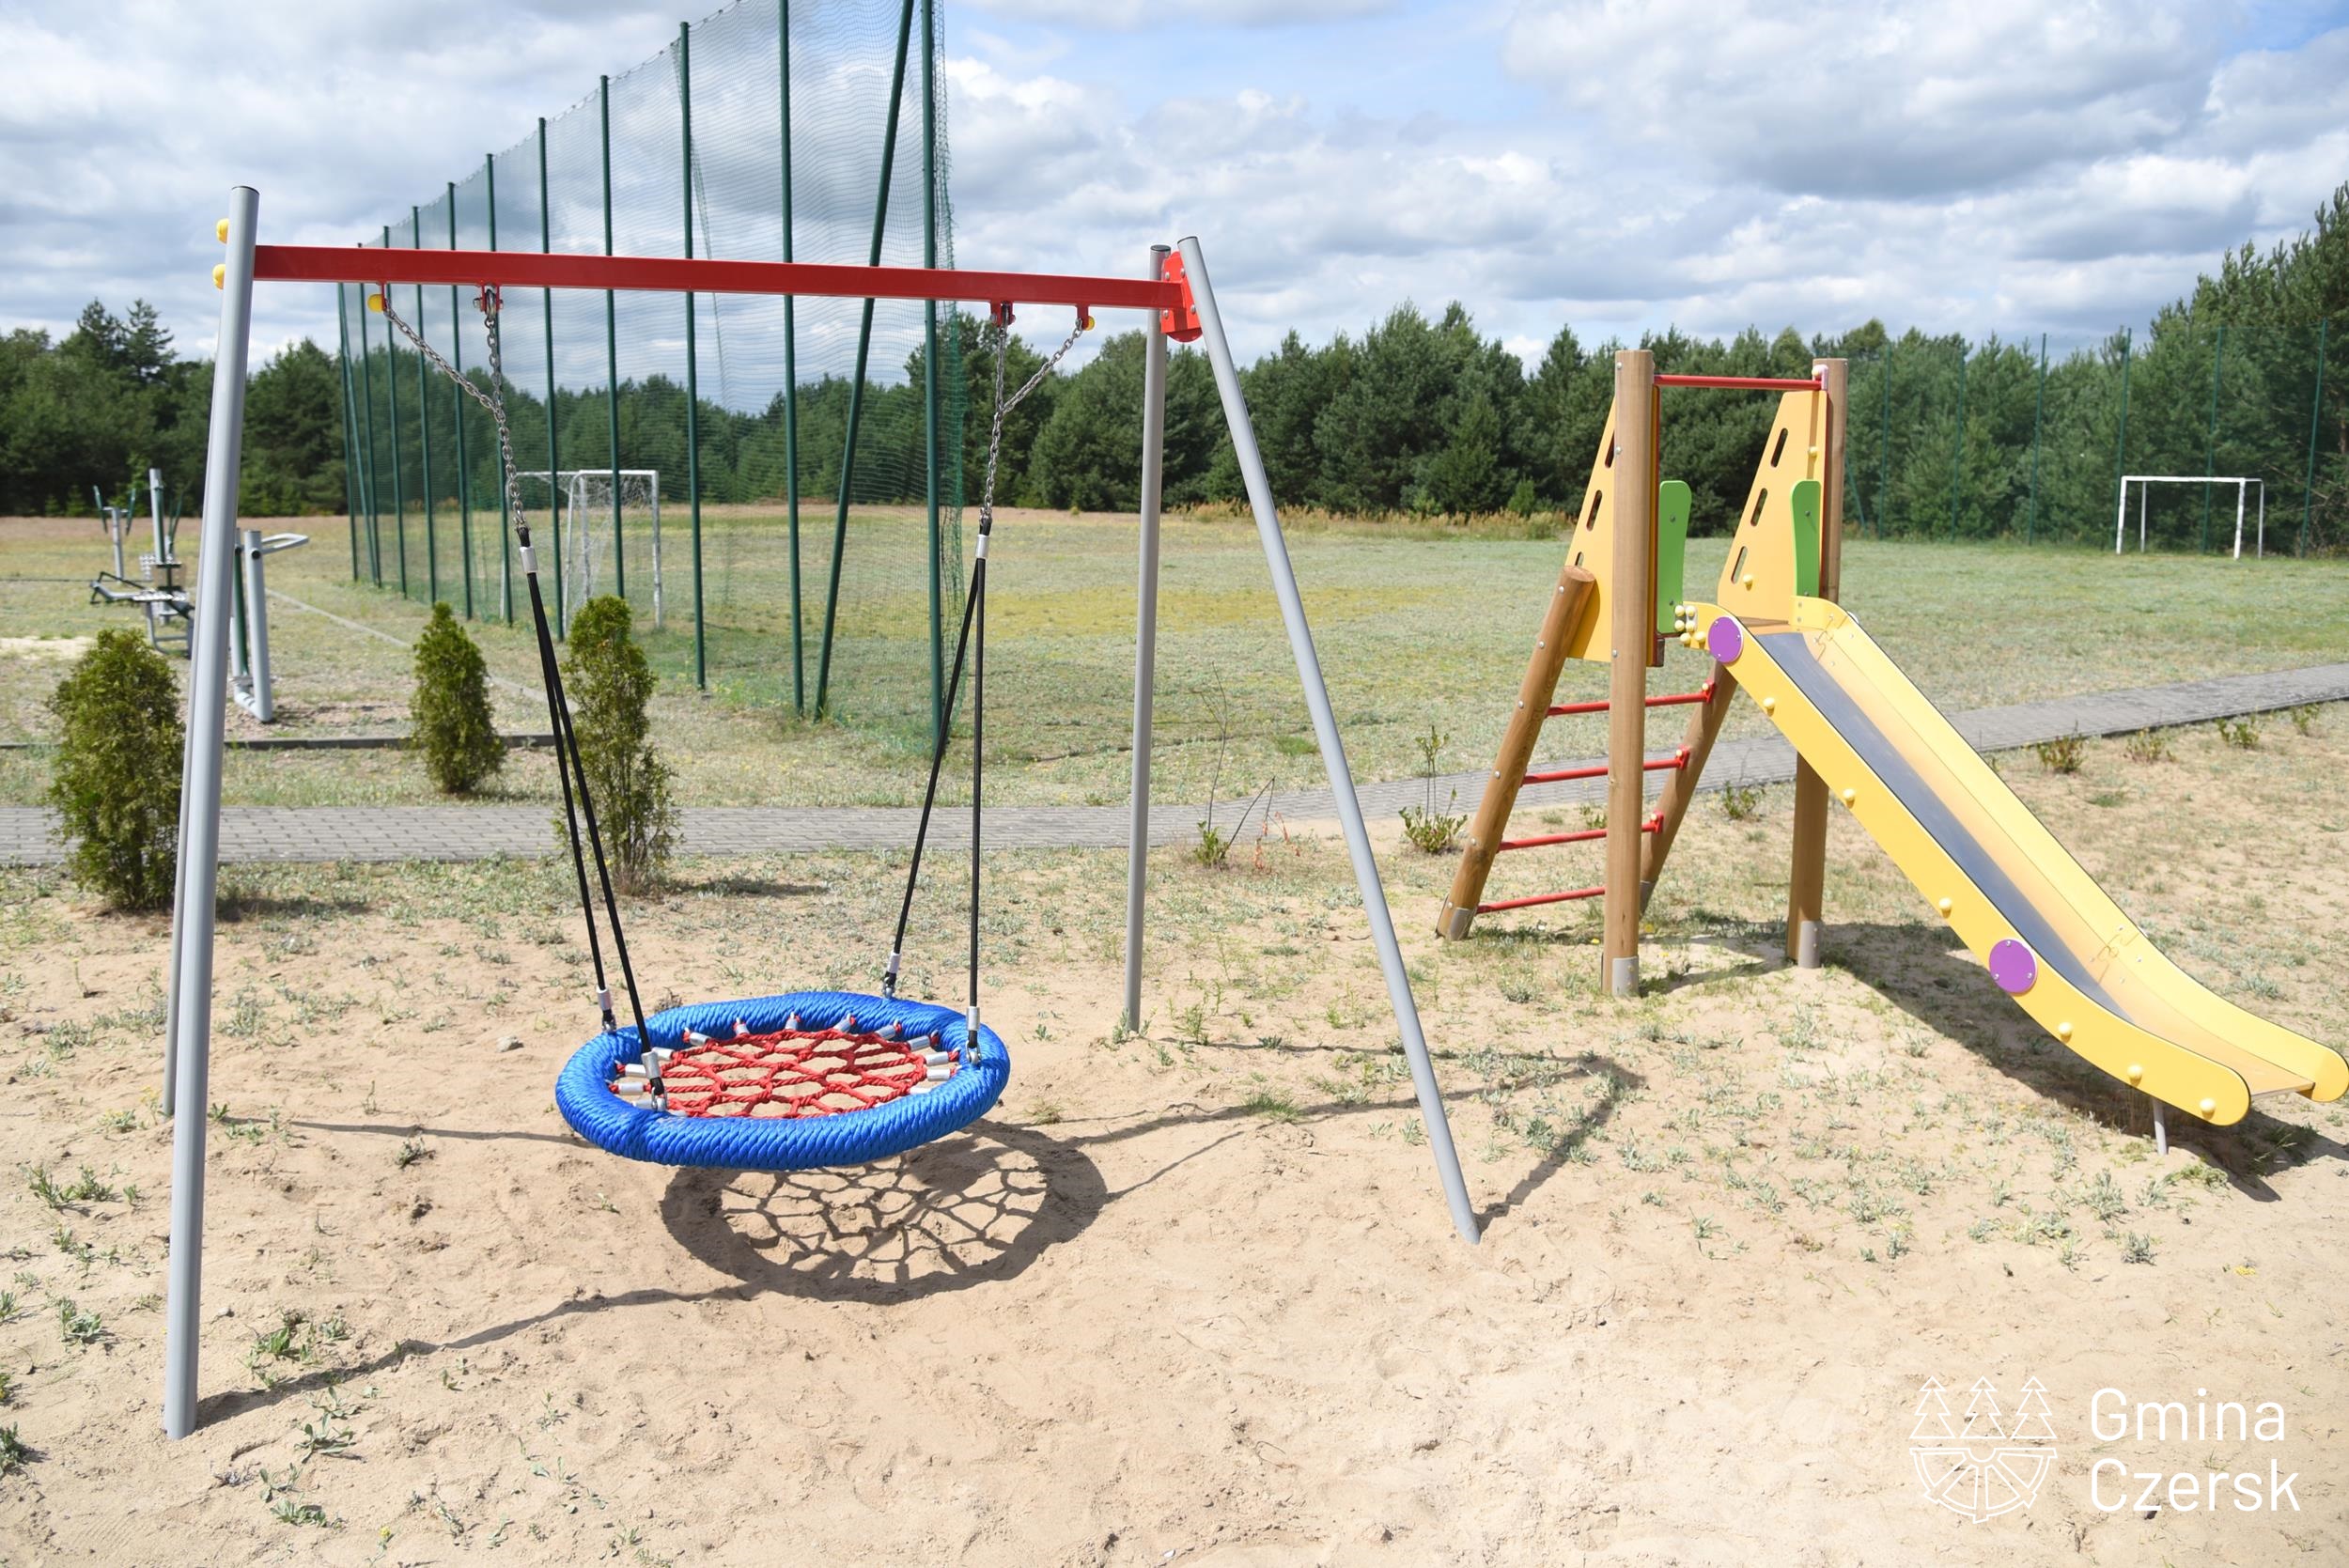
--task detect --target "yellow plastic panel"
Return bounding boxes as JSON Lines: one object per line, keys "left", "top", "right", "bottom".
{"left": 1713, "top": 390, "right": 1825, "bottom": 623}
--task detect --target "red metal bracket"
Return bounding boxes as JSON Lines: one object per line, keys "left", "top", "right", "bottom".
{"left": 1159, "top": 248, "right": 1203, "bottom": 343}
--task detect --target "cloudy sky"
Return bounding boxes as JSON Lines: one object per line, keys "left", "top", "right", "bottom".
{"left": 3, "top": 0, "right": 2344, "bottom": 375}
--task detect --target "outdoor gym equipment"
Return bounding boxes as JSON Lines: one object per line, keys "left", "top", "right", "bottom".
{"left": 1441, "top": 352, "right": 2345, "bottom": 1135}
{"left": 87, "top": 468, "right": 191, "bottom": 658}
{"left": 163, "top": 191, "right": 1486, "bottom": 1439}
{"left": 86, "top": 465, "right": 307, "bottom": 719}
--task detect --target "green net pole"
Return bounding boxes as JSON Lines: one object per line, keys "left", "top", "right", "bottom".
{"left": 1877, "top": 343, "right": 1890, "bottom": 537}
{"left": 815, "top": 0, "right": 917, "bottom": 718}
{"left": 2201, "top": 322, "right": 2224, "bottom": 552}
{"left": 485, "top": 160, "right": 509, "bottom": 621}
{"left": 334, "top": 290, "right": 361, "bottom": 580}
{"left": 2111, "top": 326, "right": 2132, "bottom": 542}
{"left": 447, "top": 182, "right": 474, "bottom": 620}
{"left": 540, "top": 116, "right": 565, "bottom": 637}
{"left": 922, "top": 0, "right": 943, "bottom": 742}
{"left": 601, "top": 76, "right": 624, "bottom": 609}
{"left": 678, "top": 23, "right": 707, "bottom": 691}
{"left": 2027, "top": 333, "right": 2046, "bottom": 545}
{"left": 1947, "top": 344, "right": 1967, "bottom": 541}
{"left": 412, "top": 206, "right": 438, "bottom": 607}
{"left": 382, "top": 225, "right": 409, "bottom": 596}
{"left": 488, "top": 152, "right": 513, "bottom": 623}
{"left": 353, "top": 292, "right": 382, "bottom": 583}
{"left": 2305, "top": 317, "right": 2327, "bottom": 558}
{"left": 780, "top": 0, "right": 803, "bottom": 714}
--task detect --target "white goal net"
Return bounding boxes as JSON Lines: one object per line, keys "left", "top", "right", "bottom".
{"left": 516, "top": 470, "right": 662, "bottom": 629}
{"left": 2114, "top": 475, "right": 2267, "bottom": 558}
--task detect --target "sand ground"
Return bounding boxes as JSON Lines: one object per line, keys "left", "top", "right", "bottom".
{"left": 0, "top": 716, "right": 2345, "bottom": 1565}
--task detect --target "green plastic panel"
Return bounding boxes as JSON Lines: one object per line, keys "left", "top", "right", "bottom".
{"left": 1655, "top": 479, "right": 1691, "bottom": 634}
{"left": 1790, "top": 479, "right": 1822, "bottom": 598}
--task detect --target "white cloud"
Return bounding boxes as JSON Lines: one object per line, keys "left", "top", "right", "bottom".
{"left": 964, "top": 0, "right": 1397, "bottom": 29}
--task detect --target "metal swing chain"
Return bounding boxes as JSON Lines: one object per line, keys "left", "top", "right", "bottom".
{"left": 879, "top": 306, "right": 1090, "bottom": 1012}
{"left": 374, "top": 287, "right": 660, "bottom": 1106}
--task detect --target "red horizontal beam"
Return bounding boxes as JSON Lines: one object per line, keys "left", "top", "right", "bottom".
{"left": 1655, "top": 374, "right": 1823, "bottom": 392}
{"left": 1548, "top": 682, "right": 1714, "bottom": 717}
{"left": 1478, "top": 886, "right": 1605, "bottom": 913}
{"left": 252, "top": 244, "right": 1183, "bottom": 314}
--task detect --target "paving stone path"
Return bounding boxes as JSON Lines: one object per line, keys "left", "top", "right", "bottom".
{"left": 5, "top": 663, "right": 2344, "bottom": 866}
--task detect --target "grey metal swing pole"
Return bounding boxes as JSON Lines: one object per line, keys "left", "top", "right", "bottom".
{"left": 1177, "top": 236, "right": 1480, "bottom": 1246}
{"left": 164, "top": 185, "right": 258, "bottom": 1437}
{"left": 1122, "top": 243, "right": 1169, "bottom": 1033}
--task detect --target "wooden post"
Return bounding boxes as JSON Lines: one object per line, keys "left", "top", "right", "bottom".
{"left": 1639, "top": 661, "right": 1736, "bottom": 903}
{"left": 1438, "top": 563, "right": 1597, "bottom": 938}
{"left": 1604, "top": 349, "right": 1657, "bottom": 997}
{"left": 1786, "top": 357, "right": 1846, "bottom": 966}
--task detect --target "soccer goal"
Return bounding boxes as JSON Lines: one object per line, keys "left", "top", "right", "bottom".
{"left": 2114, "top": 475, "right": 2267, "bottom": 558}
{"left": 516, "top": 469, "right": 663, "bottom": 629}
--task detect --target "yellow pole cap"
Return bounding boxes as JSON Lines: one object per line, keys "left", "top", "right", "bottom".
{"left": 211, "top": 263, "right": 226, "bottom": 289}
{"left": 366, "top": 291, "right": 385, "bottom": 314}
{"left": 216, "top": 218, "right": 229, "bottom": 243}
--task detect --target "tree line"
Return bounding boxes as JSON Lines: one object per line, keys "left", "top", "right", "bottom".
{"left": 8, "top": 180, "right": 2344, "bottom": 550}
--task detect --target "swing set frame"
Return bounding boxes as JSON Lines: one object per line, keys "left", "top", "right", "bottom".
{"left": 163, "top": 190, "right": 1486, "bottom": 1439}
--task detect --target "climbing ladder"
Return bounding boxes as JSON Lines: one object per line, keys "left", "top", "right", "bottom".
{"left": 1438, "top": 354, "right": 1844, "bottom": 1000}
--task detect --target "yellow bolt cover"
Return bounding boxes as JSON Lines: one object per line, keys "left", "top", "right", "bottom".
{"left": 2126, "top": 1063, "right": 2143, "bottom": 1082}
{"left": 1740, "top": 575, "right": 1755, "bottom": 589}
{"left": 1761, "top": 695, "right": 1776, "bottom": 713}
{"left": 1937, "top": 896, "right": 1953, "bottom": 914}
{"left": 366, "top": 291, "right": 385, "bottom": 313}
{"left": 210, "top": 264, "right": 225, "bottom": 289}
{"left": 2057, "top": 1021, "right": 2074, "bottom": 1040}
{"left": 215, "top": 217, "right": 229, "bottom": 242}
{"left": 1840, "top": 788, "right": 1856, "bottom": 804}
{"left": 2198, "top": 1097, "right": 2217, "bottom": 1115}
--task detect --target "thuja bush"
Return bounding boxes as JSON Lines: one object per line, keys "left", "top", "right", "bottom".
{"left": 47, "top": 629, "right": 181, "bottom": 908}
{"left": 411, "top": 603, "right": 504, "bottom": 795}
{"left": 561, "top": 596, "right": 675, "bottom": 892}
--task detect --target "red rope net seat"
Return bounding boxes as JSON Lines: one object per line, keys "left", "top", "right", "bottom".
{"left": 557, "top": 992, "right": 1010, "bottom": 1171}
{"left": 654, "top": 1022, "right": 934, "bottom": 1119}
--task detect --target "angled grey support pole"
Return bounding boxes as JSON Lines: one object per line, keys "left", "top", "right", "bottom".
{"left": 164, "top": 185, "right": 258, "bottom": 1439}
{"left": 1122, "top": 243, "right": 1170, "bottom": 1032}
{"left": 240, "top": 528, "right": 274, "bottom": 722}
{"left": 1177, "top": 236, "right": 1480, "bottom": 1246}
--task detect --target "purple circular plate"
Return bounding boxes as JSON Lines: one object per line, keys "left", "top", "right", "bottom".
{"left": 1987, "top": 939, "right": 2038, "bottom": 995}
{"left": 1706, "top": 617, "right": 1744, "bottom": 663}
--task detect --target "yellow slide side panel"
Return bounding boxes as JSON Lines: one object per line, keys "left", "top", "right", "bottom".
{"left": 1713, "top": 390, "right": 1825, "bottom": 621}
{"left": 1786, "top": 599, "right": 2346, "bottom": 1103}
{"left": 1693, "top": 601, "right": 2253, "bottom": 1125}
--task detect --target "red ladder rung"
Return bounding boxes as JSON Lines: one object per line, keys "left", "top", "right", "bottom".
{"left": 1523, "top": 747, "right": 1688, "bottom": 786}
{"left": 1547, "top": 681, "right": 1715, "bottom": 718}
{"left": 1495, "top": 815, "right": 1663, "bottom": 853}
{"left": 1478, "top": 886, "right": 1605, "bottom": 913}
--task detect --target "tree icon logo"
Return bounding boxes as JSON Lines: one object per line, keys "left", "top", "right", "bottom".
{"left": 1909, "top": 1376, "right": 2057, "bottom": 1521}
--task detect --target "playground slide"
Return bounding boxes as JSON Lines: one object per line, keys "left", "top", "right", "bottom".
{"left": 1702, "top": 597, "right": 2347, "bottom": 1126}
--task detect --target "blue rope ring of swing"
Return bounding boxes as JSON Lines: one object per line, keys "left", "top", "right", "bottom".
{"left": 555, "top": 989, "right": 1009, "bottom": 1171}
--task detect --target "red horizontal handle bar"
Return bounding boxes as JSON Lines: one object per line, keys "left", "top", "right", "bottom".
{"left": 1478, "top": 886, "right": 1605, "bottom": 913}
{"left": 1655, "top": 374, "right": 1823, "bottom": 391}
{"left": 1548, "top": 681, "right": 1715, "bottom": 717}
{"left": 1523, "top": 749, "right": 1688, "bottom": 786}
{"left": 1497, "top": 815, "right": 1662, "bottom": 853}
{"left": 253, "top": 244, "right": 1185, "bottom": 313}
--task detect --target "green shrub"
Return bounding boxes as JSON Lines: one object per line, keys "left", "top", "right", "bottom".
{"left": 2031, "top": 733, "right": 2085, "bottom": 774}
{"left": 561, "top": 596, "right": 675, "bottom": 893}
{"left": 410, "top": 603, "right": 504, "bottom": 795}
{"left": 46, "top": 629, "right": 182, "bottom": 908}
